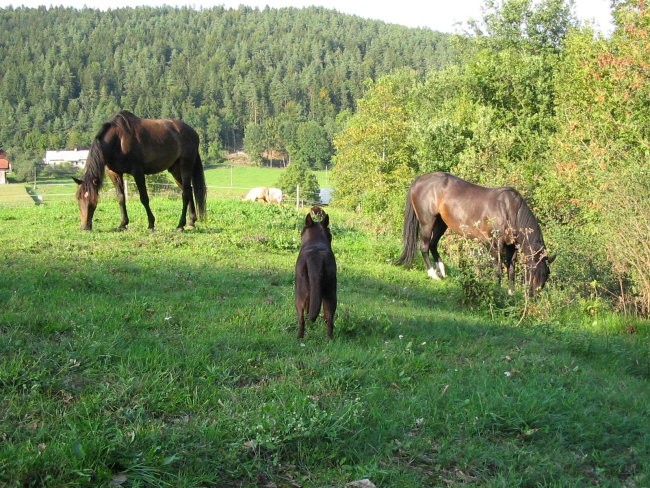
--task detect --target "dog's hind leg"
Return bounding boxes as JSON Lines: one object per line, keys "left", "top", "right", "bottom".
{"left": 322, "top": 296, "right": 336, "bottom": 340}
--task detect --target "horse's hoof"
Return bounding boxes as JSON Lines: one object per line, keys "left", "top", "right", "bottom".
{"left": 175, "top": 227, "right": 184, "bottom": 232}
{"left": 427, "top": 268, "right": 440, "bottom": 280}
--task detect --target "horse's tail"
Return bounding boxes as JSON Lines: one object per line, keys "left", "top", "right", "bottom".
{"left": 395, "top": 187, "right": 419, "bottom": 266}
{"left": 192, "top": 153, "right": 207, "bottom": 221}
{"left": 307, "top": 260, "right": 323, "bottom": 322}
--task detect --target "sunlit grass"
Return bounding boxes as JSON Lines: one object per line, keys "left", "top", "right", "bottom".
{"left": 0, "top": 166, "right": 329, "bottom": 205}
{"left": 0, "top": 198, "right": 648, "bottom": 487}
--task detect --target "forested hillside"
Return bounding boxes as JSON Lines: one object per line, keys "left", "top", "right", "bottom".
{"left": 0, "top": 5, "right": 455, "bottom": 163}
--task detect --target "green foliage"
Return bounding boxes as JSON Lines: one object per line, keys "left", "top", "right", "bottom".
{"left": 332, "top": 70, "right": 418, "bottom": 225}
{"left": 333, "top": 0, "right": 567, "bottom": 226}
{"left": 294, "top": 120, "right": 332, "bottom": 169}
{"left": 243, "top": 122, "right": 266, "bottom": 165}
{"left": 330, "top": 0, "right": 650, "bottom": 315}
{"left": 537, "top": 0, "right": 650, "bottom": 311}
{"left": 473, "top": 0, "right": 576, "bottom": 53}
{"left": 276, "top": 159, "right": 320, "bottom": 204}
{"left": 4, "top": 149, "right": 42, "bottom": 183}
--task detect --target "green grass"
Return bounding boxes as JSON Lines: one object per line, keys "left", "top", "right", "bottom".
{"left": 0, "top": 166, "right": 330, "bottom": 204}
{"left": 205, "top": 165, "right": 330, "bottom": 188}
{"left": 1, "top": 198, "right": 648, "bottom": 487}
{"left": 0, "top": 182, "right": 37, "bottom": 204}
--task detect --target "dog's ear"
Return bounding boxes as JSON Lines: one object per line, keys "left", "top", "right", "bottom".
{"left": 322, "top": 213, "right": 329, "bottom": 227}
{"left": 305, "top": 213, "right": 314, "bottom": 227}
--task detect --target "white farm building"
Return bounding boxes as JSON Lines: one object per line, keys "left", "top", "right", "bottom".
{"left": 44, "top": 149, "right": 89, "bottom": 168}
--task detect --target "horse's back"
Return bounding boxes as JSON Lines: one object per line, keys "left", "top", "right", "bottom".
{"left": 244, "top": 187, "right": 267, "bottom": 201}
{"left": 410, "top": 172, "right": 522, "bottom": 239}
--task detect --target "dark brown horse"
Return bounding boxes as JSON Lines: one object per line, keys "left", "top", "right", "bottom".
{"left": 73, "top": 110, "right": 206, "bottom": 231}
{"left": 295, "top": 206, "right": 337, "bottom": 339}
{"left": 396, "top": 172, "right": 554, "bottom": 296}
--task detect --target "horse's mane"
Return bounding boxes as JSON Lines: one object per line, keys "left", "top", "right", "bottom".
{"left": 76, "top": 139, "right": 105, "bottom": 204}
{"left": 110, "top": 110, "right": 140, "bottom": 135}
{"left": 76, "top": 111, "right": 139, "bottom": 203}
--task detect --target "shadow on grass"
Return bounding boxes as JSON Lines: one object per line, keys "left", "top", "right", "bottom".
{"left": 2, "top": 243, "right": 649, "bottom": 487}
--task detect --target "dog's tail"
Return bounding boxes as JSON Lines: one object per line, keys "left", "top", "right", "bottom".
{"left": 307, "top": 260, "right": 322, "bottom": 322}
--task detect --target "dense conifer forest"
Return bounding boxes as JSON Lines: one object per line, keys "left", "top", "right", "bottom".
{"left": 0, "top": 6, "right": 456, "bottom": 159}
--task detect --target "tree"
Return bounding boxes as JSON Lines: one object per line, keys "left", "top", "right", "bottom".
{"left": 332, "top": 70, "right": 417, "bottom": 224}
{"left": 277, "top": 159, "right": 320, "bottom": 205}
{"left": 243, "top": 122, "right": 265, "bottom": 165}
{"left": 7, "top": 148, "right": 42, "bottom": 183}
{"left": 294, "top": 121, "right": 332, "bottom": 169}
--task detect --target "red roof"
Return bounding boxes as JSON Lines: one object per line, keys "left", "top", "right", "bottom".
{"left": 0, "top": 158, "right": 9, "bottom": 170}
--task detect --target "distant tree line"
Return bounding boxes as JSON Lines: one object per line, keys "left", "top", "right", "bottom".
{"left": 0, "top": 4, "right": 457, "bottom": 176}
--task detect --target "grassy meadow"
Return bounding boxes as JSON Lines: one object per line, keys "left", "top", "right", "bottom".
{"left": 0, "top": 166, "right": 330, "bottom": 205}
{"left": 1, "top": 194, "right": 649, "bottom": 487}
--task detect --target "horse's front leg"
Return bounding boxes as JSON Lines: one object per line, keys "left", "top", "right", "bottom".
{"left": 107, "top": 170, "right": 129, "bottom": 230}
{"left": 503, "top": 245, "right": 517, "bottom": 295}
{"left": 491, "top": 240, "right": 503, "bottom": 286}
{"left": 132, "top": 171, "right": 155, "bottom": 230}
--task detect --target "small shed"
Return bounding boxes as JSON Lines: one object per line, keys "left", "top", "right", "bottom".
{"left": 0, "top": 150, "right": 10, "bottom": 184}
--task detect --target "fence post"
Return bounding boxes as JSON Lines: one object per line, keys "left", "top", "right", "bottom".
{"left": 296, "top": 184, "right": 300, "bottom": 209}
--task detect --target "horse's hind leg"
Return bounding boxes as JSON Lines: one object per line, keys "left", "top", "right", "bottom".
{"left": 170, "top": 162, "right": 197, "bottom": 230}
{"left": 418, "top": 220, "right": 440, "bottom": 279}
{"left": 430, "top": 218, "right": 448, "bottom": 278}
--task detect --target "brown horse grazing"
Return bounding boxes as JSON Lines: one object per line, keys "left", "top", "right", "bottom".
{"left": 295, "top": 206, "right": 337, "bottom": 339}
{"left": 73, "top": 110, "right": 206, "bottom": 231}
{"left": 396, "top": 172, "right": 554, "bottom": 297}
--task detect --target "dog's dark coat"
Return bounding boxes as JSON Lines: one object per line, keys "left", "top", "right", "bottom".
{"left": 295, "top": 208, "right": 337, "bottom": 339}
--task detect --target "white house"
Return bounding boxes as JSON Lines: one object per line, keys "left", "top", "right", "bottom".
{"left": 44, "top": 149, "right": 89, "bottom": 168}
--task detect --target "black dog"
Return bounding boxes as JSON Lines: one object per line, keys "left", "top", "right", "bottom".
{"left": 295, "top": 207, "right": 337, "bottom": 339}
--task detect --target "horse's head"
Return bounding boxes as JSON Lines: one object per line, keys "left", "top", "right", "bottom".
{"left": 527, "top": 252, "right": 555, "bottom": 297}
{"left": 73, "top": 176, "right": 100, "bottom": 230}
